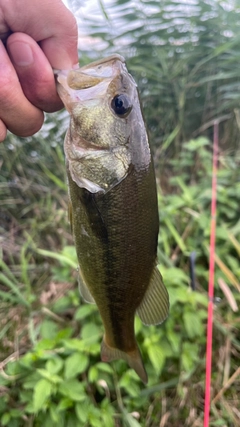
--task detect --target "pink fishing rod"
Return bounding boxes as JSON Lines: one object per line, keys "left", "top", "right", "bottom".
{"left": 203, "top": 121, "right": 219, "bottom": 426}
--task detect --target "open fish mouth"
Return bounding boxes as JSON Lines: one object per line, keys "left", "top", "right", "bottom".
{"left": 54, "top": 54, "right": 127, "bottom": 110}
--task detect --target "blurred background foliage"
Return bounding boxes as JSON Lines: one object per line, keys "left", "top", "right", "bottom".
{"left": 0, "top": 0, "right": 240, "bottom": 426}
{"left": 72, "top": 0, "right": 240, "bottom": 155}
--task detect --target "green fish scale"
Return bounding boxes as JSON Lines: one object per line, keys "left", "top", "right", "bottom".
{"left": 68, "top": 160, "right": 159, "bottom": 353}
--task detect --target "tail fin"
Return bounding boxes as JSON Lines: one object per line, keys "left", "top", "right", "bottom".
{"left": 101, "top": 337, "right": 148, "bottom": 384}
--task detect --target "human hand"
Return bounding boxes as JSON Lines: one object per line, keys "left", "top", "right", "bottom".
{"left": 0, "top": 0, "right": 78, "bottom": 142}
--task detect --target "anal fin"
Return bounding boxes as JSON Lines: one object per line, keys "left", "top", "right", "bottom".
{"left": 101, "top": 338, "right": 148, "bottom": 384}
{"left": 136, "top": 266, "right": 169, "bottom": 325}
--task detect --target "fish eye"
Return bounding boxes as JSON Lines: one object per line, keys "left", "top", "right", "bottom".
{"left": 111, "top": 94, "right": 132, "bottom": 117}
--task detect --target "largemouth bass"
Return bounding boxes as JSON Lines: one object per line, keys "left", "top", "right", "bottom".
{"left": 55, "top": 54, "right": 169, "bottom": 383}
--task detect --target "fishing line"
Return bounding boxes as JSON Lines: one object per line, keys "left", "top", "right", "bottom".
{"left": 203, "top": 121, "right": 219, "bottom": 427}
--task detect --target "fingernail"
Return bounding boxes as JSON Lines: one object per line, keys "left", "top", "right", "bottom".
{"left": 8, "top": 41, "right": 34, "bottom": 66}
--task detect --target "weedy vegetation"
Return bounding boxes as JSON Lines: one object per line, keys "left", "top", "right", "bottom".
{"left": 0, "top": 0, "right": 240, "bottom": 426}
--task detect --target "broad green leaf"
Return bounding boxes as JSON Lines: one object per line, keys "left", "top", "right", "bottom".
{"left": 81, "top": 323, "right": 101, "bottom": 343}
{"left": 46, "top": 357, "right": 64, "bottom": 375}
{"left": 1, "top": 413, "right": 11, "bottom": 426}
{"left": 181, "top": 342, "right": 199, "bottom": 372}
{"left": 148, "top": 344, "right": 166, "bottom": 376}
{"left": 88, "top": 366, "right": 98, "bottom": 383}
{"left": 74, "top": 304, "right": 98, "bottom": 320}
{"left": 167, "top": 329, "right": 181, "bottom": 354}
{"left": 40, "top": 320, "right": 59, "bottom": 340}
{"left": 58, "top": 379, "right": 86, "bottom": 402}
{"left": 57, "top": 397, "right": 73, "bottom": 412}
{"left": 33, "top": 379, "right": 53, "bottom": 412}
{"left": 161, "top": 266, "right": 189, "bottom": 286}
{"left": 37, "top": 369, "right": 62, "bottom": 384}
{"left": 168, "top": 286, "right": 189, "bottom": 306}
{"left": 62, "top": 339, "right": 85, "bottom": 352}
{"left": 75, "top": 402, "right": 88, "bottom": 423}
{"left": 49, "top": 404, "right": 60, "bottom": 423}
{"left": 183, "top": 311, "right": 204, "bottom": 339}
{"left": 96, "top": 362, "right": 113, "bottom": 373}
{"left": 64, "top": 352, "right": 89, "bottom": 379}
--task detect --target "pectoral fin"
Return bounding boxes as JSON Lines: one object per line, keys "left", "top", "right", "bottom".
{"left": 80, "top": 189, "right": 108, "bottom": 243}
{"left": 78, "top": 267, "right": 95, "bottom": 304}
{"left": 136, "top": 266, "right": 169, "bottom": 325}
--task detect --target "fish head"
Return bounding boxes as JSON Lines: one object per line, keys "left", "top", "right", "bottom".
{"left": 55, "top": 54, "right": 151, "bottom": 192}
